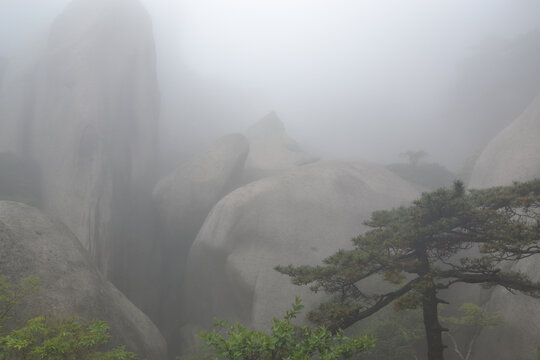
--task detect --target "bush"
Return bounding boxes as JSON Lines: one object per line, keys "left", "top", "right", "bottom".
{"left": 0, "top": 276, "right": 136, "bottom": 360}
{"left": 198, "top": 297, "right": 374, "bottom": 360}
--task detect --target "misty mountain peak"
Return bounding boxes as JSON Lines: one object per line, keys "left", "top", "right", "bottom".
{"left": 243, "top": 112, "right": 318, "bottom": 182}
{"left": 245, "top": 111, "right": 285, "bottom": 139}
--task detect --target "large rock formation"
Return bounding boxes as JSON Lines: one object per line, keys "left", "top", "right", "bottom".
{"left": 0, "top": 0, "right": 159, "bottom": 294}
{"left": 153, "top": 134, "right": 249, "bottom": 250}
{"left": 181, "top": 161, "right": 419, "bottom": 350}
{"left": 243, "top": 112, "right": 318, "bottom": 182}
{"left": 152, "top": 113, "right": 317, "bottom": 350}
{"left": 0, "top": 201, "right": 167, "bottom": 359}
{"left": 468, "top": 94, "right": 540, "bottom": 359}
{"left": 152, "top": 133, "right": 249, "bottom": 340}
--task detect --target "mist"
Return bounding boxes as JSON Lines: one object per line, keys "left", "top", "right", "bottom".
{"left": 1, "top": 1, "right": 540, "bottom": 359}
{"left": 146, "top": 0, "right": 540, "bottom": 170}
{"left": 3, "top": 0, "right": 539, "bottom": 170}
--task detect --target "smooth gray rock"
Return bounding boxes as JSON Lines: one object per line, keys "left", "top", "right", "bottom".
{"left": 152, "top": 133, "right": 249, "bottom": 344}
{"left": 469, "top": 94, "right": 540, "bottom": 360}
{"left": 181, "top": 161, "right": 419, "bottom": 350}
{"left": 0, "top": 201, "right": 167, "bottom": 359}
{"left": 0, "top": 0, "right": 159, "bottom": 295}
{"left": 242, "top": 112, "right": 318, "bottom": 182}
{"left": 153, "top": 133, "right": 250, "bottom": 250}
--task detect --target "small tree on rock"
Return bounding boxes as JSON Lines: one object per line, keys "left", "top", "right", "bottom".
{"left": 276, "top": 179, "right": 540, "bottom": 360}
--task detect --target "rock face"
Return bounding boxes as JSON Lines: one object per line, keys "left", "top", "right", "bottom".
{"left": 468, "top": 94, "right": 540, "bottom": 359}
{"left": 0, "top": 201, "right": 167, "bottom": 359}
{"left": 153, "top": 134, "right": 250, "bottom": 250}
{"left": 0, "top": 0, "right": 159, "bottom": 290}
{"left": 469, "top": 93, "right": 540, "bottom": 188}
{"left": 181, "top": 161, "right": 419, "bottom": 349}
{"left": 152, "top": 114, "right": 316, "bottom": 352}
{"left": 243, "top": 112, "right": 318, "bottom": 182}
{"left": 152, "top": 133, "right": 249, "bottom": 340}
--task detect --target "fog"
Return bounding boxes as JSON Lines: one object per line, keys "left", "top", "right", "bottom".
{"left": 1, "top": 1, "right": 540, "bottom": 359}
{"left": 141, "top": 0, "right": 540, "bottom": 171}
{"left": 2, "top": 0, "right": 539, "bottom": 171}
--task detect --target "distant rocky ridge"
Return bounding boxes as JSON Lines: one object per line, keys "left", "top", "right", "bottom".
{"left": 0, "top": 201, "right": 167, "bottom": 359}
{"left": 469, "top": 93, "right": 540, "bottom": 360}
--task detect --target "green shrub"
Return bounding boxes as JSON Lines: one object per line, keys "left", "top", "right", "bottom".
{"left": 198, "top": 297, "right": 374, "bottom": 360}
{"left": 0, "top": 276, "right": 136, "bottom": 360}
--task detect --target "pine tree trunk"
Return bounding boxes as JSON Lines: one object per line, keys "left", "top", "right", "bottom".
{"left": 423, "top": 286, "right": 445, "bottom": 360}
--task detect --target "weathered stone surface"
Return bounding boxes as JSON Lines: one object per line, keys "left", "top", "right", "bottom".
{"left": 152, "top": 133, "right": 249, "bottom": 342}
{"left": 181, "top": 161, "right": 419, "bottom": 349}
{"left": 153, "top": 133, "right": 249, "bottom": 249}
{"left": 0, "top": 201, "right": 167, "bottom": 359}
{"left": 242, "top": 112, "right": 318, "bottom": 182}
{"left": 0, "top": 0, "right": 159, "bottom": 295}
{"left": 469, "top": 93, "right": 540, "bottom": 188}
{"left": 469, "top": 94, "right": 540, "bottom": 360}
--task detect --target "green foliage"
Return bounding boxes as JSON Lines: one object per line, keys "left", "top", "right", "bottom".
{"left": 198, "top": 297, "right": 374, "bottom": 360}
{"left": 0, "top": 276, "right": 40, "bottom": 327}
{"left": 277, "top": 179, "right": 540, "bottom": 359}
{"left": 0, "top": 276, "right": 136, "bottom": 360}
{"left": 442, "top": 303, "right": 501, "bottom": 329}
{"left": 0, "top": 316, "right": 136, "bottom": 360}
{"left": 351, "top": 306, "right": 424, "bottom": 360}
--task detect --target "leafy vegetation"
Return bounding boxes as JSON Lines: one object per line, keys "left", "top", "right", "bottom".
{"left": 277, "top": 179, "right": 540, "bottom": 360}
{"left": 199, "top": 296, "right": 374, "bottom": 360}
{"left": 0, "top": 276, "right": 136, "bottom": 360}
{"left": 0, "top": 276, "right": 40, "bottom": 328}
{"left": 351, "top": 306, "right": 424, "bottom": 360}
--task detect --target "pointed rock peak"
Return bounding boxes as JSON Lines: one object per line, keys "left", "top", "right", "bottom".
{"left": 242, "top": 112, "right": 319, "bottom": 182}
{"left": 246, "top": 111, "right": 285, "bottom": 138}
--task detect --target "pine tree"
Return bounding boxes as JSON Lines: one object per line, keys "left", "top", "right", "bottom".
{"left": 276, "top": 179, "right": 540, "bottom": 360}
